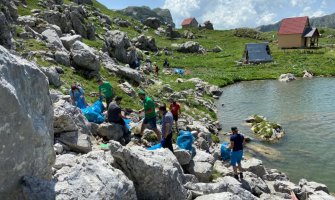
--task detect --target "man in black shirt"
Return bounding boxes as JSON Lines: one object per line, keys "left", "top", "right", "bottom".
{"left": 229, "top": 126, "right": 245, "bottom": 180}
{"left": 107, "top": 96, "right": 130, "bottom": 144}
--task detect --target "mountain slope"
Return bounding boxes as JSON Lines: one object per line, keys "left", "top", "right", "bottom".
{"left": 257, "top": 12, "right": 335, "bottom": 32}
{"left": 118, "top": 6, "right": 174, "bottom": 26}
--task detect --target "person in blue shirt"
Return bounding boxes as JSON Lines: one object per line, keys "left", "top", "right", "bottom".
{"left": 229, "top": 126, "right": 246, "bottom": 180}
{"left": 69, "top": 83, "right": 87, "bottom": 109}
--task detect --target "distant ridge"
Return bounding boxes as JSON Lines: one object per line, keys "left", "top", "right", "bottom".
{"left": 118, "top": 6, "right": 175, "bottom": 27}
{"left": 256, "top": 12, "right": 335, "bottom": 32}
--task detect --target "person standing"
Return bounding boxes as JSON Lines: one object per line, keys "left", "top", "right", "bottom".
{"left": 97, "top": 79, "right": 113, "bottom": 109}
{"left": 158, "top": 104, "right": 174, "bottom": 152}
{"left": 107, "top": 96, "right": 130, "bottom": 145}
{"left": 229, "top": 126, "right": 246, "bottom": 180}
{"left": 138, "top": 90, "right": 161, "bottom": 141}
{"left": 169, "top": 100, "right": 181, "bottom": 131}
{"left": 153, "top": 62, "right": 159, "bottom": 77}
{"left": 69, "top": 83, "right": 87, "bottom": 109}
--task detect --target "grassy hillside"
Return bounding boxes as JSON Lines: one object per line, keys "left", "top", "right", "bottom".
{"left": 15, "top": 0, "right": 335, "bottom": 116}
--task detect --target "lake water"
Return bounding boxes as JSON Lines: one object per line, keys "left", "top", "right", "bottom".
{"left": 216, "top": 78, "right": 335, "bottom": 191}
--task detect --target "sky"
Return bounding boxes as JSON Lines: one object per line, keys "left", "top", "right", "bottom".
{"left": 97, "top": 0, "right": 335, "bottom": 29}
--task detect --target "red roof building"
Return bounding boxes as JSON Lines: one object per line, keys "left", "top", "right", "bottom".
{"left": 181, "top": 17, "right": 199, "bottom": 29}
{"left": 278, "top": 16, "right": 320, "bottom": 48}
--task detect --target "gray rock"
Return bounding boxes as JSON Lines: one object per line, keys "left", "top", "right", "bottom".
{"left": 70, "top": 10, "right": 88, "bottom": 38}
{"left": 308, "top": 191, "right": 335, "bottom": 200}
{"left": 118, "top": 81, "right": 136, "bottom": 97}
{"left": 0, "top": 12, "right": 13, "bottom": 49}
{"left": 183, "top": 174, "right": 199, "bottom": 184}
{"left": 178, "top": 41, "right": 206, "bottom": 53}
{"left": 279, "top": 73, "right": 296, "bottom": 82}
{"left": 17, "top": 15, "right": 40, "bottom": 27}
{"left": 97, "top": 122, "right": 124, "bottom": 141}
{"left": 105, "top": 30, "right": 132, "bottom": 64}
{"left": 260, "top": 193, "right": 291, "bottom": 200}
{"left": 53, "top": 100, "right": 92, "bottom": 153}
{"left": 54, "top": 51, "right": 70, "bottom": 66}
{"left": 41, "top": 66, "right": 61, "bottom": 87}
{"left": 174, "top": 149, "right": 192, "bottom": 165}
{"left": 60, "top": 35, "right": 82, "bottom": 51}
{"left": 0, "top": 45, "right": 54, "bottom": 199}
{"left": 22, "top": 176, "right": 56, "bottom": 200}
{"left": 41, "top": 29, "right": 65, "bottom": 50}
{"left": 194, "top": 192, "right": 242, "bottom": 200}
{"left": 297, "top": 179, "right": 330, "bottom": 200}
{"left": 54, "top": 154, "right": 78, "bottom": 170}
{"left": 132, "top": 34, "right": 158, "bottom": 51}
{"left": 186, "top": 160, "right": 213, "bottom": 183}
{"left": 71, "top": 41, "right": 100, "bottom": 71}
{"left": 227, "top": 184, "right": 259, "bottom": 200}
{"left": 213, "top": 160, "right": 233, "bottom": 176}
{"left": 241, "top": 172, "right": 270, "bottom": 196}
{"left": 242, "top": 158, "right": 267, "bottom": 178}
{"left": 263, "top": 168, "right": 289, "bottom": 181}
{"left": 53, "top": 143, "right": 64, "bottom": 154}
{"left": 143, "top": 17, "right": 161, "bottom": 29}
{"left": 184, "top": 176, "right": 239, "bottom": 194}
{"left": 212, "top": 46, "right": 222, "bottom": 53}
{"left": 54, "top": 151, "right": 136, "bottom": 200}
{"left": 102, "top": 53, "right": 145, "bottom": 84}
{"left": 273, "top": 180, "right": 301, "bottom": 194}
{"left": 110, "top": 141, "right": 188, "bottom": 200}
{"left": 303, "top": 70, "right": 313, "bottom": 78}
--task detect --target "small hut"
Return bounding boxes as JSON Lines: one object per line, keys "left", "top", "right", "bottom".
{"left": 181, "top": 17, "right": 199, "bottom": 29}
{"left": 242, "top": 43, "right": 273, "bottom": 64}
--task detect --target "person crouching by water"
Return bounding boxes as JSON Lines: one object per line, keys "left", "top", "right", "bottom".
{"left": 107, "top": 96, "right": 131, "bottom": 145}
{"left": 158, "top": 104, "right": 174, "bottom": 152}
{"left": 138, "top": 90, "right": 161, "bottom": 141}
{"left": 229, "top": 126, "right": 246, "bottom": 180}
{"left": 69, "top": 83, "right": 87, "bottom": 109}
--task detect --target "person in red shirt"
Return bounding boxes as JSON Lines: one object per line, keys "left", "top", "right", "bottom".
{"left": 169, "top": 100, "right": 181, "bottom": 131}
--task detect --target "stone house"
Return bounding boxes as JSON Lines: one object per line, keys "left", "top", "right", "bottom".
{"left": 181, "top": 17, "right": 199, "bottom": 29}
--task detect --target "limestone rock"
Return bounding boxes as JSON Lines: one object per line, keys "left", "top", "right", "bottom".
{"left": 54, "top": 151, "right": 136, "bottom": 200}
{"left": 174, "top": 149, "right": 192, "bottom": 165}
{"left": 73, "top": 0, "right": 93, "bottom": 5}
{"left": 194, "top": 192, "right": 242, "bottom": 200}
{"left": 184, "top": 176, "right": 239, "bottom": 194}
{"left": 143, "top": 17, "right": 161, "bottom": 29}
{"left": 54, "top": 51, "right": 70, "bottom": 66}
{"left": 118, "top": 81, "right": 136, "bottom": 97}
{"left": 105, "top": 30, "right": 132, "bottom": 64}
{"left": 71, "top": 41, "right": 100, "bottom": 71}
{"left": 279, "top": 73, "right": 296, "bottom": 82}
{"left": 41, "top": 29, "right": 65, "bottom": 50}
{"left": 303, "top": 70, "right": 313, "bottom": 78}
{"left": 263, "top": 168, "right": 289, "bottom": 181}
{"left": 0, "top": 12, "right": 13, "bottom": 49}
{"left": 110, "top": 141, "right": 188, "bottom": 200}
{"left": 53, "top": 100, "right": 92, "bottom": 153}
{"left": 54, "top": 154, "right": 78, "bottom": 170}
{"left": 97, "top": 122, "right": 124, "bottom": 142}
{"left": 41, "top": 66, "right": 61, "bottom": 87}
{"left": 178, "top": 41, "right": 206, "bottom": 54}
{"left": 308, "top": 191, "right": 335, "bottom": 200}
{"left": 241, "top": 172, "right": 270, "bottom": 197}
{"left": 242, "top": 158, "right": 267, "bottom": 178}
{"left": 273, "top": 180, "right": 301, "bottom": 194}
{"left": 60, "top": 35, "right": 82, "bottom": 51}
{"left": 186, "top": 150, "right": 214, "bottom": 182}
{"left": 132, "top": 34, "right": 158, "bottom": 51}
{"left": 0, "top": 45, "right": 55, "bottom": 199}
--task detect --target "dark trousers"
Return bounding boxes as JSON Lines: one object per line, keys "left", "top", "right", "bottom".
{"left": 105, "top": 96, "right": 113, "bottom": 109}
{"left": 112, "top": 119, "right": 131, "bottom": 145}
{"left": 163, "top": 132, "right": 173, "bottom": 152}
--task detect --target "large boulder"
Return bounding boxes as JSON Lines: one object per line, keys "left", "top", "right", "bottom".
{"left": 102, "top": 53, "right": 145, "bottom": 84}
{"left": 60, "top": 35, "right": 82, "bottom": 51}
{"left": 97, "top": 122, "right": 124, "bottom": 141}
{"left": 241, "top": 158, "right": 267, "bottom": 178}
{"left": 53, "top": 99, "right": 92, "bottom": 153}
{"left": 297, "top": 179, "right": 330, "bottom": 200}
{"left": 143, "top": 17, "right": 161, "bottom": 29}
{"left": 273, "top": 180, "right": 301, "bottom": 194}
{"left": 54, "top": 151, "right": 136, "bottom": 200}
{"left": 177, "top": 41, "right": 206, "bottom": 53}
{"left": 109, "top": 141, "right": 189, "bottom": 200}
{"left": 41, "top": 66, "right": 62, "bottom": 87}
{"left": 241, "top": 172, "right": 270, "bottom": 197}
{"left": 174, "top": 149, "right": 192, "bottom": 165}
{"left": 0, "top": 12, "right": 13, "bottom": 49}
{"left": 132, "top": 34, "right": 158, "bottom": 51}
{"left": 185, "top": 150, "right": 215, "bottom": 182}
{"left": 0, "top": 45, "right": 55, "bottom": 199}
{"left": 54, "top": 51, "right": 71, "bottom": 66}
{"left": 104, "top": 30, "right": 132, "bottom": 64}
{"left": 41, "top": 29, "right": 65, "bottom": 50}
{"left": 308, "top": 191, "right": 335, "bottom": 200}
{"left": 71, "top": 41, "right": 100, "bottom": 71}
{"left": 194, "top": 192, "right": 242, "bottom": 200}
{"left": 73, "top": 0, "right": 93, "bottom": 5}
{"left": 279, "top": 73, "right": 296, "bottom": 82}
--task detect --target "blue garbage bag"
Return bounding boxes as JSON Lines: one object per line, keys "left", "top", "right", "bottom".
{"left": 124, "top": 119, "right": 131, "bottom": 130}
{"left": 176, "top": 130, "right": 194, "bottom": 152}
{"left": 147, "top": 143, "right": 162, "bottom": 150}
{"left": 81, "top": 100, "right": 105, "bottom": 124}
{"left": 220, "top": 142, "right": 231, "bottom": 161}
{"left": 174, "top": 68, "right": 184, "bottom": 75}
